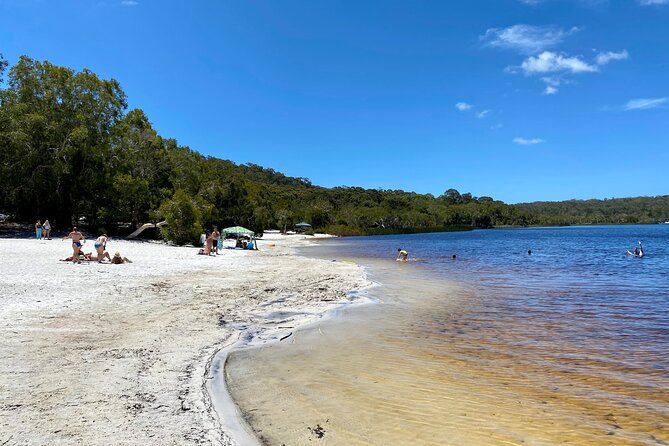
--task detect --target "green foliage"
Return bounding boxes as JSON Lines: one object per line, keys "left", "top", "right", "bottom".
{"left": 0, "top": 53, "right": 7, "bottom": 83}
{"left": 324, "top": 225, "right": 473, "bottom": 237}
{"left": 514, "top": 196, "right": 669, "bottom": 226}
{"left": 1, "top": 55, "right": 667, "bottom": 238}
{"left": 157, "top": 190, "right": 202, "bottom": 245}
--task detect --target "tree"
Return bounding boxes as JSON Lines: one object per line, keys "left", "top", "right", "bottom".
{"left": 0, "top": 53, "right": 7, "bottom": 83}
{"left": 157, "top": 190, "right": 202, "bottom": 245}
{"left": 0, "top": 56, "right": 127, "bottom": 224}
{"left": 441, "top": 188, "right": 462, "bottom": 205}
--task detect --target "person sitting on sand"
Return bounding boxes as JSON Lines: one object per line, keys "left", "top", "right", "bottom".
{"left": 397, "top": 248, "right": 408, "bottom": 261}
{"left": 63, "top": 227, "right": 85, "bottom": 264}
{"left": 111, "top": 252, "right": 132, "bottom": 264}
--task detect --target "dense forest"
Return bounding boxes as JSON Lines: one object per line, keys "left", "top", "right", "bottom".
{"left": 514, "top": 196, "right": 669, "bottom": 226}
{"left": 1, "top": 55, "right": 667, "bottom": 243}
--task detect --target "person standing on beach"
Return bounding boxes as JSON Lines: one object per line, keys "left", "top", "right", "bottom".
{"left": 42, "top": 220, "right": 51, "bottom": 239}
{"left": 94, "top": 233, "right": 109, "bottom": 263}
{"left": 64, "top": 227, "right": 85, "bottom": 264}
{"left": 212, "top": 227, "right": 221, "bottom": 255}
{"left": 35, "top": 220, "right": 42, "bottom": 240}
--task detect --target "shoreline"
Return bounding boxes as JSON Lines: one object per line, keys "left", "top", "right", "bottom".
{"left": 0, "top": 233, "right": 369, "bottom": 445}
{"left": 209, "top": 238, "right": 377, "bottom": 446}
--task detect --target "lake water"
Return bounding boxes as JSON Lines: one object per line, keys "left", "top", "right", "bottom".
{"left": 226, "top": 225, "right": 669, "bottom": 445}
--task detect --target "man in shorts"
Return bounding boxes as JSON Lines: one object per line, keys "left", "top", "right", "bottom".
{"left": 212, "top": 227, "right": 221, "bottom": 255}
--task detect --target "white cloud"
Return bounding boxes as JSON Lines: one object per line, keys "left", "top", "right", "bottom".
{"left": 490, "top": 123, "right": 504, "bottom": 130}
{"left": 596, "top": 50, "right": 629, "bottom": 65}
{"left": 623, "top": 97, "right": 668, "bottom": 110}
{"left": 121, "top": 0, "right": 138, "bottom": 5}
{"left": 518, "top": 0, "right": 543, "bottom": 4}
{"left": 543, "top": 85, "right": 559, "bottom": 95}
{"left": 481, "top": 25, "right": 577, "bottom": 54}
{"left": 520, "top": 51, "right": 598, "bottom": 74}
{"left": 513, "top": 137, "right": 544, "bottom": 145}
{"left": 639, "top": 0, "right": 669, "bottom": 5}
{"left": 476, "top": 110, "right": 491, "bottom": 118}
{"left": 455, "top": 102, "right": 473, "bottom": 111}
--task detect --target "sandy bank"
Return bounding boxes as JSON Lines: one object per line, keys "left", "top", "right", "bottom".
{"left": 0, "top": 233, "right": 367, "bottom": 445}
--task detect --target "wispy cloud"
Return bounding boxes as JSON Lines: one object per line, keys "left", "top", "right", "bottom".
{"left": 513, "top": 137, "right": 544, "bottom": 145}
{"left": 476, "top": 110, "right": 491, "bottom": 118}
{"left": 596, "top": 50, "right": 629, "bottom": 65}
{"left": 121, "top": 0, "right": 138, "bottom": 5}
{"left": 481, "top": 25, "right": 578, "bottom": 54}
{"left": 455, "top": 102, "right": 473, "bottom": 111}
{"left": 623, "top": 97, "right": 668, "bottom": 110}
{"left": 520, "top": 51, "right": 598, "bottom": 74}
{"left": 639, "top": 0, "right": 669, "bottom": 5}
{"left": 518, "top": 0, "right": 543, "bottom": 5}
{"left": 540, "top": 76, "right": 566, "bottom": 95}
{"left": 543, "top": 85, "right": 558, "bottom": 95}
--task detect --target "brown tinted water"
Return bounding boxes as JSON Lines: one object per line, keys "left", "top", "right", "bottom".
{"left": 226, "top": 234, "right": 669, "bottom": 445}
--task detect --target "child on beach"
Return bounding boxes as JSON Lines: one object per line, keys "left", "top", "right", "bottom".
{"left": 397, "top": 248, "right": 408, "bottom": 261}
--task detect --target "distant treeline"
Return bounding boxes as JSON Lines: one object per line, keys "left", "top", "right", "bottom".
{"left": 513, "top": 196, "right": 669, "bottom": 226}
{"left": 0, "top": 55, "right": 667, "bottom": 243}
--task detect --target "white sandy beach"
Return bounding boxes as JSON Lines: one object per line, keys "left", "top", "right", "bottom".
{"left": 0, "top": 233, "right": 368, "bottom": 445}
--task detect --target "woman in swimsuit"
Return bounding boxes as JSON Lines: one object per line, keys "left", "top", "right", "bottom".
{"left": 43, "top": 220, "right": 51, "bottom": 239}
{"left": 35, "top": 220, "right": 42, "bottom": 240}
{"left": 94, "top": 234, "right": 109, "bottom": 263}
{"left": 64, "top": 227, "right": 85, "bottom": 264}
{"left": 111, "top": 252, "right": 132, "bottom": 264}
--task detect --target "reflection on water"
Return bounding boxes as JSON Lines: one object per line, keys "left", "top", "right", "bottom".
{"left": 226, "top": 226, "right": 669, "bottom": 445}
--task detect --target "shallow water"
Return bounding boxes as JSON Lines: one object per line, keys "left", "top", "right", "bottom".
{"left": 226, "top": 225, "right": 669, "bottom": 445}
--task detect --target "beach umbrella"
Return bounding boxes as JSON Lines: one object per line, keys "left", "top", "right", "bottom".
{"left": 222, "top": 226, "right": 255, "bottom": 236}
{"left": 294, "top": 222, "right": 312, "bottom": 228}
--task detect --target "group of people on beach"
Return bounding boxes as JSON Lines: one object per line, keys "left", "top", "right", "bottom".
{"left": 61, "top": 227, "right": 131, "bottom": 264}
{"left": 198, "top": 226, "right": 255, "bottom": 255}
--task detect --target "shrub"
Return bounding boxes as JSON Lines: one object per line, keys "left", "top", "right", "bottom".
{"left": 157, "top": 190, "right": 203, "bottom": 245}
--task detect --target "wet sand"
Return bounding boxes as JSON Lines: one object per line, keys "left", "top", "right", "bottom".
{"left": 0, "top": 234, "right": 368, "bottom": 445}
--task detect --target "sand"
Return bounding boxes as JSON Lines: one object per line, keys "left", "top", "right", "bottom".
{"left": 0, "top": 232, "right": 368, "bottom": 445}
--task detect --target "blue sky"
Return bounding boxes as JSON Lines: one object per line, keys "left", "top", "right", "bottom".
{"left": 1, "top": 0, "right": 667, "bottom": 203}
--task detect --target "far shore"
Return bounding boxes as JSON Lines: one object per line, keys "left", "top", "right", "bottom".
{"left": 0, "top": 233, "right": 368, "bottom": 445}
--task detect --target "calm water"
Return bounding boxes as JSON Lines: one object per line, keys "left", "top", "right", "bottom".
{"left": 227, "top": 225, "right": 669, "bottom": 445}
